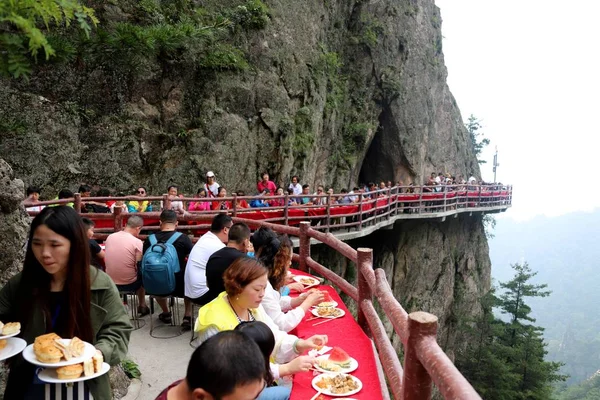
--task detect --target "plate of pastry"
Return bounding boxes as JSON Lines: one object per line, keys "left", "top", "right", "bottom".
{"left": 23, "top": 333, "right": 96, "bottom": 367}
{"left": 0, "top": 337, "right": 27, "bottom": 361}
{"left": 38, "top": 351, "right": 108, "bottom": 383}
{"left": 0, "top": 321, "right": 21, "bottom": 339}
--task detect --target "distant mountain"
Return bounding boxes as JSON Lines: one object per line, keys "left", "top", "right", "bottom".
{"left": 489, "top": 210, "right": 600, "bottom": 385}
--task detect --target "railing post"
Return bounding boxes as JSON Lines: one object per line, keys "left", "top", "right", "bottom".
{"left": 74, "top": 193, "right": 82, "bottom": 213}
{"left": 232, "top": 194, "right": 238, "bottom": 217}
{"left": 284, "top": 194, "right": 289, "bottom": 225}
{"left": 443, "top": 187, "right": 447, "bottom": 212}
{"left": 114, "top": 206, "right": 123, "bottom": 232}
{"left": 298, "top": 222, "right": 310, "bottom": 272}
{"left": 325, "top": 193, "right": 332, "bottom": 232}
{"left": 478, "top": 185, "right": 482, "bottom": 207}
{"left": 403, "top": 311, "right": 438, "bottom": 400}
{"left": 357, "top": 248, "right": 373, "bottom": 334}
{"left": 418, "top": 188, "right": 423, "bottom": 213}
{"left": 163, "top": 194, "right": 171, "bottom": 211}
{"left": 386, "top": 188, "right": 392, "bottom": 219}
{"left": 358, "top": 194, "right": 363, "bottom": 230}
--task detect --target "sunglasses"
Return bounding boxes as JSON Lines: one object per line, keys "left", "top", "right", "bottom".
{"left": 137, "top": 190, "right": 145, "bottom": 194}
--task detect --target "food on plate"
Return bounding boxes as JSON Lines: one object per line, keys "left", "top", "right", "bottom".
{"left": 93, "top": 350, "right": 104, "bottom": 372}
{"left": 316, "top": 301, "right": 337, "bottom": 308}
{"left": 316, "top": 307, "right": 343, "bottom": 318}
{"left": 36, "top": 345, "right": 63, "bottom": 363}
{"left": 0, "top": 339, "right": 7, "bottom": 350}
{"left": 300, "top": 277, "right": 318, "bottom": 285}
{"left": 329, "top": 347, "right": 352, "bottom": 369}
{"left": 1, "top": 322, "right": 21, "bottom": 335}
{"left": 315, "top": 345, "right": 323, "bottom": 351}
{"left": 315, "top": 374, "right": 359, "bottom": 394}
{"left": 56, "top": 363, "right": 84, "bottom": 380}
{"left": 316, "top": 359, "right": 342, "bottom": 372}
{"left": 83, "top": 358, "right": 95, "bottom": 377}
{"left": 54, "top": 336, "right": 85, "bottom": 360}
{"left": 0, "top": 321, "right": 3, "bottom": 333}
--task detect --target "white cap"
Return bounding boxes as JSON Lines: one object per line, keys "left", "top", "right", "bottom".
{"left": 468, "top": 176, "right": 476, "bottom": 182}
{"left": 206, "top": 171, "right": 215, "bottom": 177}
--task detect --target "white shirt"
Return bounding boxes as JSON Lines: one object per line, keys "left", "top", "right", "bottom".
{"left": 262, "top": 282, "right": 305, "bottom": 332}
{"left": 288, "top": 183, "right": 302, "bottom": 196}
{"left": 204, "top": 182, "right": 220, "bottom": 197}
{"left": 184, "top": 231, "right": 225, "bottom": 298}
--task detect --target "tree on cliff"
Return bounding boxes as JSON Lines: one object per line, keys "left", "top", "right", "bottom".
{"left": 465, "top": 115, "right": 490, "bottom": 164}
{"left": 457, "top": 262, "right": 566, "bottom": 399}
{"left": 0, "top": 0, "right": 97, "bottom": 78}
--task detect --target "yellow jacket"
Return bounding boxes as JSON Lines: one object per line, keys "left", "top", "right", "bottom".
{"left": 195, "top": 292, "right": 250, "bottom": 333}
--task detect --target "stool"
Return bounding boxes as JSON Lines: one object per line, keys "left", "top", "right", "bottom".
{"left": 149, "top": 295, "right": 183, "bottom": 339}
{"left": 119, "top": 291, "right": 146, "bottom": 331}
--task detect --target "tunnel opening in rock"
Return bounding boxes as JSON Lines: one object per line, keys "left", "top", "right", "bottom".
{"left": 359, "top": 105, "right": 413, "bottom": 186}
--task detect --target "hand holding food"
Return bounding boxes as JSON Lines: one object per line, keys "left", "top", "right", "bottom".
{"left": 297, "top": 334, "right": 328, "bottom": 353}
{"left": 302, "top": 290, "right": 325, "bottom": 309}
{"left": 287, "top": 282, "right": 304, "bottom": 293}
{"left": 286, "top": 355, "right": 316, "bottom": 374}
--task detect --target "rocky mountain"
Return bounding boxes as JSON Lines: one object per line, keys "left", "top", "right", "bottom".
{"left": 0, "top": 0, "right": 489, "bottom": 365}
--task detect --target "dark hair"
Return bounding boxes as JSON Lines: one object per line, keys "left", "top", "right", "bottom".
{"left": 235, "top": 322, "right": 275, "bottom": 386}
{"left": 353, "top": 187, "right": 359, "bottom": 191}
{"left": 97, "top": 188, "right": 110, "bottom": 197}
{"left": 262, "top": 172, "right": 269, "bottom": 179}
{"left": 229, "top": 223, "right": 250, "bottom": 244}
{"left": 236, "top": 190, "right": 246, "bottom": 196}
{"left": 287, "top": 188, "right": 294, "bottom": 195}
{"left": 136, "top": 186, "right": 147, "bottom": 194}
{"left": 167, "top": 185, "right": 178, "bottom": 192}
{"left": 187, "top": 330, "right": 265, "bottom": 397}
{"left": 78, "top": 185, "right": 91, "bottom": 193}
{"left": 211, "top": 214, "right": 233, "bottom": 233}
{"left": 252, "top": 229, "right": 291, "bottom": 291}
{"left": 197, "top": 188, "right": 206, "bottom": 196}
{"left": 58, "top": 189, "right": 74, "bottom": 199}
{"left": 18, "top": 206, "right": 93, "bottom": 342}
{"left": 217, "top": 187, "right": 227, "bottom": 195}
{"left": 302, "top": 184, "right": 310, "bottom": 190}
{"left": 291, "top": 175, "right": 299, "bottom": 182}
{"left": 160, "top": 210, "right": 178, "bottom": 224}
{"left": 27, "top": 186, "right": 41, "bottom": 196}
{"left": 341, "top": 188, "right": 348, "bottom": 193}
{"left": 223, "top": 257, "right": 268, "bottom": 297}
{"left": 81, "top": 217, "right": 95, "bottom": 229}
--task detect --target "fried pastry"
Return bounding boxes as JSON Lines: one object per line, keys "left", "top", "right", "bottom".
{"left": 56, "top": 363, "right": 83, "bottom": 380}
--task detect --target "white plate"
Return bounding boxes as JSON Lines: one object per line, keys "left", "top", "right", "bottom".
{"left": 0, "top": 330, "right": 21, "bottom": 340}
{"left": 313, "top": 301, "right": 338, "bottom": 308}
{"left": 311, "top": 308, "right": 345, "bottom": 319}
{"left": 293, "top": 276, "right": 320, "bottom": 286}
{"left": 314, "top": 354, "right": 359, "bottom": 373}
{"left": 312, "top": 373, "right": 363, "bottom": 397}
{"left": 38, "top": 362, "right": 110, "bottom": 384}
{"left": 0, "top": 337, "right": 27, "bottom": 361}
{"left": 23, "top": 339, "right": 96, "bottom": 367}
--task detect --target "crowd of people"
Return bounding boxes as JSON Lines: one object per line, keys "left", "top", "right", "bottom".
{"left": 2, "top": 204, "right": 332, "bottom": 399}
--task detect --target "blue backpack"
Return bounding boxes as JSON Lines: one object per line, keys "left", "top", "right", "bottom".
{"left": 141, "top": 232, "right": 182, "bottom": 296}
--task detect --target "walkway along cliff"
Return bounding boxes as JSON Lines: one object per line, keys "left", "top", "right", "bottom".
{"left": 1, "top": 0, "right": 495, "bottom": 397}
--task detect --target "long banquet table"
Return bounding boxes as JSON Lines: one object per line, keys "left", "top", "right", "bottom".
{"left": 288, "top": 269, "right": 384, "bottom": 400}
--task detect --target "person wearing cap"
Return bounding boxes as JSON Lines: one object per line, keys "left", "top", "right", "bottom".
{"left": 204, "top": 171, "right": 220, "bottom": 197}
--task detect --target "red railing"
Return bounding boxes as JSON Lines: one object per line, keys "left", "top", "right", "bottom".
{"left": 25, "top": 184, "right": 512, "bottom": 238}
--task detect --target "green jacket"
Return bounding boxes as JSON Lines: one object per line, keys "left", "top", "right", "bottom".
{"left": 0, "top": 267, "right": 132, "bottom": 400}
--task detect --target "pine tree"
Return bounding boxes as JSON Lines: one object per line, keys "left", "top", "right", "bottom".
{"left": 465, "top": 114, "right": 490, "bottom": 164}
{"left": 457, "top": 263, "right": 567, "bottom": 399}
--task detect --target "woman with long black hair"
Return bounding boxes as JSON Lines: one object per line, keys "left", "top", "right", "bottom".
{"left": 0, "top": 206, "right": 132, "bottom": 399}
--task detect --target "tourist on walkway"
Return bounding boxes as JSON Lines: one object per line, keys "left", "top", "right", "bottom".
{"left": 188, "top": 188, "right": 211, "bottom": 211}
{"left": 288, "top": 176, "right": 302, "bottom": 196}
{"left": 203, "top": 223, "right": 251, "bottom": 304}
{"left": 252, "top": 228, "right": 323, "bottom": 332}
{"left": 104, "top": 216, "right": 151, "bottom": 315}
{"left": 128, "top": 186, "right": 152, "bottom": 212}
{"left": 204, "top": 171, "right": 220, "bottom": 197}
{"left": 257, "top": 172, "right": 277, "bottom": 195}
{"left": 185, "top": 214, "right": 231, "bottom": 305}
{"left": 82, "top": 217, "right": 105, "bottom": 270}
{"left": 0, "top": 206, "right": 131, "bottom": 399}
{"left": 24, "top": 185, "right": 44, "bottom": 212}
{"left": 154, "top": 331, "right": 266, "bottom": 400}
{"left": 162, "top": 185, "right": 185, "bottom": 214}
{"left": 194, "top": 257, "right": 326, "bottom": 371}
{"left": 211, "top": 187, "right": 231, "bottom": 211}
{"left": 143, "top": 210, "right": 194, "bottom": 329}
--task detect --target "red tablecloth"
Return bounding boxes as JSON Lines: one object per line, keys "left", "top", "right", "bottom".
{"left": 289, "top": 269, "right": 384, "bottom": 400}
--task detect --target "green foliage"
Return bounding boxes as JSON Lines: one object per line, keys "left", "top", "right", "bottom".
{"left": 0, "top": 116, "right": 29, "bottom": 137}
{"left": 293, "top": 107, "right": 314, "bottom": 156}
{"left": 120, "top": 359, "right": 141, "bottom": 379}
{"left": 199, "top": 43, "right": 249, "bottom": 70}
{"left": 456, "top": 263, "right": 567, "bottom": 399}
{"left": 359, "top": 14, "right": 384, "bottom": 48}
{"left": 483, "top": 214, "right": 496, "bottom": 239}
{"left": 0, "top": 0, "right": 98, "bottom": 78}
{"left": 314, "top": 48, "right": 346, "bottom": 114}
{"left": 465, "top": 114, "right": 490, "bottom": 164}
{"left": 227, "top": 0, "right": 271, "bottom": 31}
{"left": 340, "top": 122, "right": 372, "bottom": 164}
{"left": 380, "top": 66, "right": 403, "bottom": 103}
{"left": 556, "top": 374, "right": 600, "bottom": 400}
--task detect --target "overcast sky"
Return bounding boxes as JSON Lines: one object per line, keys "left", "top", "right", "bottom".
{"left": 435, "top": 1, "right": 600, "bottom": 221}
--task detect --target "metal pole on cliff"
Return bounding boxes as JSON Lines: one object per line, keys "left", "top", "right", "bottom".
{"left": 493, "top": 146, "right": 499, "bottom": 183}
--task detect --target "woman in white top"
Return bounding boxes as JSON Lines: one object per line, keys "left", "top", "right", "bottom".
{"left": 161, "top": 185, "right": 185, "bottom": 214}
{"left": 252, "top": 228, "right": 323, "bottom": 332}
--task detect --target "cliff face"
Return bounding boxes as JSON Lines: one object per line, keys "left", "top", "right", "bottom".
{"left": 0, "top": 0, "right": 489, "bottom": 357}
